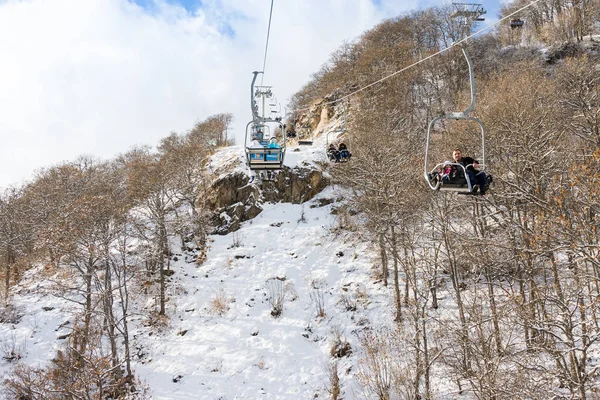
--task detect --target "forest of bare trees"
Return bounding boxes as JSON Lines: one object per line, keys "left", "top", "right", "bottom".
{"left": 291, "top": 1, "right": 600, "bottom": 398}
{"left": 0, "top": 113, "right": 231, "bottom": 398}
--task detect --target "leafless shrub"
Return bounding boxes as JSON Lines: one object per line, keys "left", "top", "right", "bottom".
{"left": 4, "top": 322, "right": 149, "bottom": 399}
{"left": 231, "top": 233, "right": 244, "bottom": 248}
{"left": 266, "top": 277, "right": 286, "bottom": 318}
{"left": 356, "top": 330, "right": 394, "bottom": 400}
{"left": 0, "top": 304, "right": 22, "bottom": 324}
{"left": 208, "top": 291, "right": 230, "bottom": 316}
{"left": 326, "top": 360, "right": 341, "bottom": 399}
{"left": 310, "top": 279, "right": 327, "bottom": 318}
{"left": 1, "top": 333, "right": 23, "bottom": 363}
{"left": 340, "top": 293, "right": 357, "bottom": 311}
{"left": 3, "top": 363, "right": 51, "bottom": 400}
{"left": 298, "top": 205, "right": 307, "bottom": 224}
{"left": 144, "top": 310, "right": 170, "bottom": 331}
{"left": 330, "top": 325, "right": 352, "bottom": 358}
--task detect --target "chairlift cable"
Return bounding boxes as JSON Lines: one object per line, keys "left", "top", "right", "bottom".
{"left": 260, "top": 0, "right": 275, "bottom": 87}
{"left": 292, "top": 0, "right": 542, "bottom": 113}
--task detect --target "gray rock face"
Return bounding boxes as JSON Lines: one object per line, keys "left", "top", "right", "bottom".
{"left": 204, "top": 166, "right": 329, "bottom": 234}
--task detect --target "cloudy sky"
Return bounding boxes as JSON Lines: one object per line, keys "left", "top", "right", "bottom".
{"left": 0, "top": 0, "right": 503, "bottom": 187}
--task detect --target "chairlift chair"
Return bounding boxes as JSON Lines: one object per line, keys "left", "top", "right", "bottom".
{"left": 245, "top": 71, "right": 286, "bottom": 172}
{"left": 326, "top": 132, "right": 352, "bottom": 163}
{"left": 424, "top": 43, "right": 487, "bottom": 194}
{"left": 245, "top": 122, "right": 285, "bottom": 170}
{"left": 510, "top": 18, "right": 524, "bottom": 28}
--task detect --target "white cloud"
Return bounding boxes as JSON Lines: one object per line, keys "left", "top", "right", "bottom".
{"left": 0, "top": 0, "right": 418, "bottom": 187}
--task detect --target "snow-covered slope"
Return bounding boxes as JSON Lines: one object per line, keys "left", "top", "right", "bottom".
{"left": 133, "top": 189, "right": 382, "bottom": 399}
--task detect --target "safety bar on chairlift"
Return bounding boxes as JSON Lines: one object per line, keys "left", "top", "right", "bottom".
{"left": 425, "top": 161, "right": 486, "bottom": 191}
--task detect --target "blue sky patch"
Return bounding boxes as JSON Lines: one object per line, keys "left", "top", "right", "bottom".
{"left": 131, "top": 0, "right": 203, "bottom": 13}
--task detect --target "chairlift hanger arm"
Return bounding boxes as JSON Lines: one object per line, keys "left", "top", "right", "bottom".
{"left": 251, "top": 71, "right": 263, "bottom": 121}
{"left": 449, "top": 43, "right": 477, "bottom": 115}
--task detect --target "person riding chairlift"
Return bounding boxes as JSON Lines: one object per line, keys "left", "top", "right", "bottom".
{"left": 328, "top": 144, "right": 340, "bottom": 162}
{"left": 249, "top": 133, "right": 264, "bottom": 149}
{"left": 447, "top": 148, "right": 490, "bottom": 194}
{"left": 267, "top": 137, "right": 281, "bottom": 149}
{"left": 338, "top": 143, "right": 351, "bottom": 161}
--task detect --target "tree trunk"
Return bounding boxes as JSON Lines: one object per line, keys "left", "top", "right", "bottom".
{"left": 389, "top": 225, "right": 402, "bottom": 322}
{"left": 379, "top": 233, "right": 389, "bottom": 286}
{"left": 159, "top": 218, "right": 168, "bottom": 316}
{"left": 103, "top": 258, "right": 119, "bottom": 371}
{"left": 4, "top": 247, "right": 11, "bottom": 305}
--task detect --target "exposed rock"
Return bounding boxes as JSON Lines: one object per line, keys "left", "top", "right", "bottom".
{"left": 203, "top": 166, "right": 329, "bottom": 235}
{"left": 260, "top": 166, "right": 329, "bottom": 204}
{"left": 310, "top": 197, "right": 334, "bottom": 208}
{"left": 546, "top": 41, "right": 585, "bottom": 64}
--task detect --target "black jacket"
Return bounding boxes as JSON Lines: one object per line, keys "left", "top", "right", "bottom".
{"left": 460, "top": 156, "right": 478, "bottom": 172}
{"left": 449, "top": 157, "right": 478, "bottom": 181}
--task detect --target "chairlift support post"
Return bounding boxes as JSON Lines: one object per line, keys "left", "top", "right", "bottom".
{"left": 326, "top": 102, "right": 347, "bottom": 148}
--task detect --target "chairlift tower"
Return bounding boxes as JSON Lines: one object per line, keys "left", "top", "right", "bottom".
{"left": 451, "top": 3, "right": 486, "bottom": 38}
{"left": 254, "top": 85, "right": 273, "bottom": 119}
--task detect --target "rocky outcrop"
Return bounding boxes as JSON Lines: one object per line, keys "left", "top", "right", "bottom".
{"left": 204, "top": 172, "right": 261, "bottom": 234}
{"left": 260, "top": 166, "right": 328, "bottom": 204}
{"left": 204, "top": 166, "right": 329, "bottom": 234}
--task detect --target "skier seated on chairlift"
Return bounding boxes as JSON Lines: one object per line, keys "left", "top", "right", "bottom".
{"left": 249, "top": 134, "right": 264, "bottom": 149}
{"left": 286, "top": 129, "right": 297, "bottom": 138}
{"left": 267, "top": 137, "right": 281, "bottom": 148}
{"left": 338, "top": 143, "right": 351, "bottom": 161}
{"left": 252, "top": 128, "right": 264, "bottom": 142}
{"left": 328, "top": 144, "right": 340, "bottom": 162}
{"left": 446, "top": 148, "right": 490, "bottom": 194}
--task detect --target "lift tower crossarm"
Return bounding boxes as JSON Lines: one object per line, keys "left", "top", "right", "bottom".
{"left": 450, "top": 3, "right": 486, "bottom": 21}
{"left": 250, "top": 71, "right": 279, "bottom": 123}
